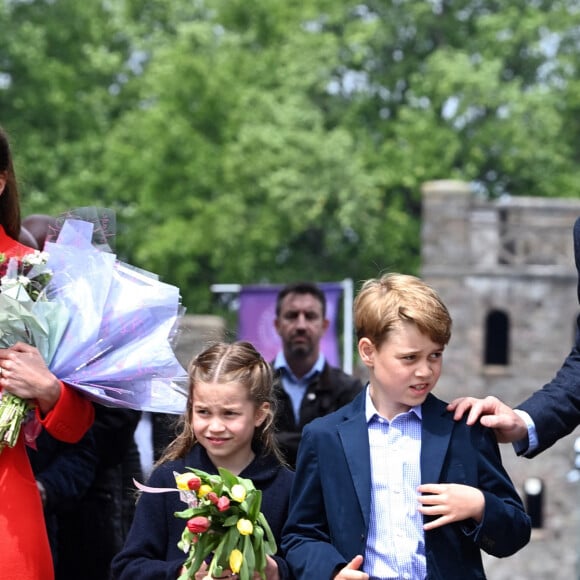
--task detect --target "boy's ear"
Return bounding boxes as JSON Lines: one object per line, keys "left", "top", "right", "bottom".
{"left": 358, "top": 337, "right": 375, "bottom": 366}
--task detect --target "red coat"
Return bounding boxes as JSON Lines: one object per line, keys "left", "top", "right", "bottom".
{"left": 0, "top": 225, "right": 94, "bottom": 579}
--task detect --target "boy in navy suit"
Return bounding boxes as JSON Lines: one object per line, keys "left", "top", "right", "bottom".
{"left": 282, "top": 273, "right": 530, "bottom": 580}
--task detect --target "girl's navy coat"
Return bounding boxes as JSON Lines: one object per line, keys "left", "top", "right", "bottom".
{"left": 111, "top": 444, "right": 294, "bottom": 580}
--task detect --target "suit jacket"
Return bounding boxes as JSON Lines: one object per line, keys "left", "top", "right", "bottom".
{"left": 518, "top": 216, "right": 580, "bottom": 456}
{"left": 282, "top": 390, "right": 530, "bottom": 580}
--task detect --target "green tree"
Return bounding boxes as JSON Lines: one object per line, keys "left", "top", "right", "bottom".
{"left": 3, "top": 0, "right": 580, "bottom": 314}
{"left": 0, "top": 0, "right": 135, "bottom": 210}
{"left": 100, "top": 0, "right": 415, "bottom": 312}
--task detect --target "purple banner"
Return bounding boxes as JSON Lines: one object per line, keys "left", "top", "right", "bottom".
{"left": 237, "top": 283, "right": 343, "bottom": 366}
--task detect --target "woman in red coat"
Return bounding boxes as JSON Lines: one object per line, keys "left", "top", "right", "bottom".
{"left": 0, "top": 126, "right": 95, "bottom": 579}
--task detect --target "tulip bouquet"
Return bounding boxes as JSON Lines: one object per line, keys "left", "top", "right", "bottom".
{"left": 174, "top": 467, "right": 277, "bottom": 580}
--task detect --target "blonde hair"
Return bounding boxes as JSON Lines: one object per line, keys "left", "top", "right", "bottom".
{"left": 157, "top": 341, "right": 284, "bottom": 465}
{"left": 354, "top": 273, "right": 452, "bottom": 347}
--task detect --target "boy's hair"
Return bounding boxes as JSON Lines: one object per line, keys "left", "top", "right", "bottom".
{"left": 275, "top": 282, "right": 327, "bottom": 318}
{"left": 354, "top": 273, "right": 452, "bottom": 347}
{"left": 158, "top": 341, "right": 285, "bottom": 466}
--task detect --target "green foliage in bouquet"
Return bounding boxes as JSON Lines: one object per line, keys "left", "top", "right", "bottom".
{"left": 0, "top": 250, "right": 59, "bottom": 451}
{"left": 174, "top": 466, "right": 277, "bottom": 580}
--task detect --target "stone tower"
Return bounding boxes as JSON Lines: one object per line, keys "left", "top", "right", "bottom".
{"left": 420, "top": 180, "right": 580, "bottom": 578}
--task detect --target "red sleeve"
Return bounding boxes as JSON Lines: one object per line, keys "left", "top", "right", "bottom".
{"left": 36, "top": 382, "right": 95, "bottom": 443}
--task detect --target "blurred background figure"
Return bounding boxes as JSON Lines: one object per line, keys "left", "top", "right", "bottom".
{"left": 271, "top": 282, "right": 363, "bottom": 467}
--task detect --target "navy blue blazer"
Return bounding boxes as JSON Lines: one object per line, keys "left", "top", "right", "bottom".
{"left": 282, "top": 390, "right": 530, "bottom": 580}
{"left": 518, "top": 217, "right": 580, "bottom": 456}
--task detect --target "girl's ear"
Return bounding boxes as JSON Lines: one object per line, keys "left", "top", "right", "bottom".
{"left": 254, "top": 402, "right": 270, "bottom": 427}
{"left": 358, "top": 337, "right": 375, "bottom": 367}
{"left": 0, "top": 171, "right": 6, "bottom": 195}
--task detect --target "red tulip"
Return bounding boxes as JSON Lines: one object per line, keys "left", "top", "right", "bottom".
{"left": 187, "top": 476, "right": 202, "bottom": 491}
{"left": 186, "top": 516, "right": 210, "bottom": 534}
{"left": 216, "top": 496, "right": 230, "bottom": 512}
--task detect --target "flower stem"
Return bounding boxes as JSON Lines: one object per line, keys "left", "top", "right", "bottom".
{"left": 0, "top": 393, "right": 33, "bottom": 453}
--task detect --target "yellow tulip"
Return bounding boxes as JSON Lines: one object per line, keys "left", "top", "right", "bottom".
{"left": 198, "top": 484, "right": 213, "bottom": 497}
{"left": 229, "top": 549, "right": 243, "bottom": 573}
{"left": 175, "top": 473, "right": 194, "bottom": 491}
{"left": 230, "top": 484, "right": 246, "bottom": 502}
{"left": 237, "top": 518, "right": 253, "bottom": 536}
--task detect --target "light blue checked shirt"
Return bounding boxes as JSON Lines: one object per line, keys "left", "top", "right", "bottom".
{"left": 364, "top": 388, "right": 426, "bottom": 580}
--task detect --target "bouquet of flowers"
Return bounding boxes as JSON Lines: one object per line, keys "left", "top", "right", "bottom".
{"left": 173, "top": 467, "right": 277, "bottom": 580}
{"left": 0, "top": 249, "right": 63, "bottom": 449}
{"left": 43, "top": 217, "right": 187, "bottom": 411}
{"left": 0, "top": 212, "right": 188, "bottom": 453}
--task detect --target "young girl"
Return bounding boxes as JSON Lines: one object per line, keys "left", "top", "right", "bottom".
{"left": 111, "top": 341, "right": 294, "bottom": 580}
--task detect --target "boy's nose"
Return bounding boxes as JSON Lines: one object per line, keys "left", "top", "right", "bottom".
{"left": 416, "top": 361, "right": 433, "bottom": 377}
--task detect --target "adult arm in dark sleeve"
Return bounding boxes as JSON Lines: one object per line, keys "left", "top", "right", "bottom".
{"left": 518, "top": 322, "right": 580, "bottom": 456}
{"left": 517, "top": 217, "right": 580, "bottom": 456}
{"left": 29, "top": 428, "right": 99, "bottom": 514}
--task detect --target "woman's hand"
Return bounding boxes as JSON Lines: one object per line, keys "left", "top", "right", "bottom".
{"left": 0, "top": 342, "right": 61, "bottom": 414}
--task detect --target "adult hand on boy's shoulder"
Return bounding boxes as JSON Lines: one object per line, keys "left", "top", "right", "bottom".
{"left": 333, "top": 555, "right": 369, "bottom": 579}
{"left": 447, "top": 396, "right": 528, "bottom": 443}
{"left": 417, "top": 483, "right": 485, "bottom": 531}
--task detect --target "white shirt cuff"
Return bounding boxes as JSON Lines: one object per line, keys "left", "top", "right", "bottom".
{"left": 513, "top": 409, "right": 538, "bottom": 455}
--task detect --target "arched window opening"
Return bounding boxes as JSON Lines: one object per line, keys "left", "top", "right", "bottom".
{"left": 484, "top": 310, "right": 510, "bottom": 366}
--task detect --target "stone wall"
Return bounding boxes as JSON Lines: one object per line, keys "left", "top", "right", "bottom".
{"left": 173, "top": 314, "right": 227, "bottom": 369}
{"left": 421, "top": 180, "right": 580, "bottom": 578}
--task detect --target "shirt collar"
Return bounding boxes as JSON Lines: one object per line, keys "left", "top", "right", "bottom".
{"left": 364, "top": 385, "right": 422, "bottom": 423}
{"left": 273, "top": 351, "right": 326, "bottom": 381}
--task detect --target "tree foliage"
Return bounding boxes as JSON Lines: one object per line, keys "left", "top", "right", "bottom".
{"left": 1, "top": 0, "right": 580, "bottom": 312}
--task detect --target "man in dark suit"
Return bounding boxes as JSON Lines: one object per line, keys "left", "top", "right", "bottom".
{"left": 449, "top": 216, "right": 580, "bottom": 456}
{"left": 271, "top": 282, "right": 363, "bottom": 467}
